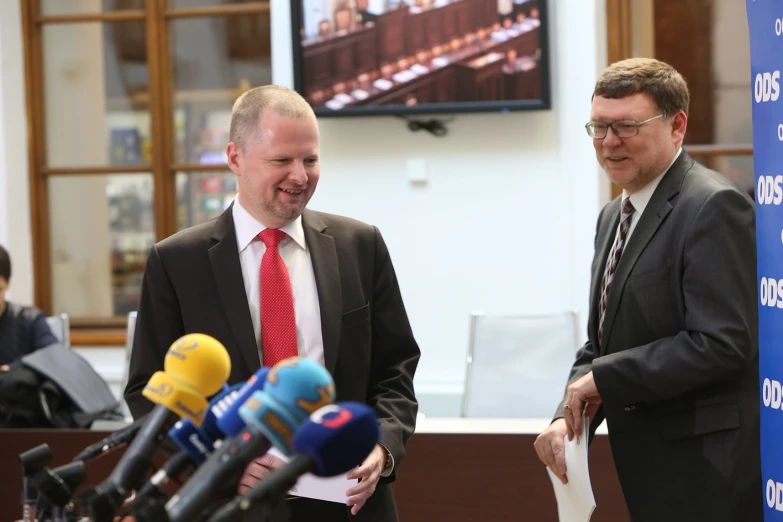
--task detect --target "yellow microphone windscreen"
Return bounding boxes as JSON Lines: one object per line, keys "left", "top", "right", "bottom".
{"left": 142, "top": 370, "right": 210, "bottom": 425}
{"left": 163, "top": 333, "right": 231, "bottom": 398}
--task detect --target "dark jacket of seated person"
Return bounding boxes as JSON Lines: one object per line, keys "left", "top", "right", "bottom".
{"left": 0, "top": 246, "right": 58, "bottom": 366}
{"left": 0, "top": 301, "right": 59, "bottom": 366}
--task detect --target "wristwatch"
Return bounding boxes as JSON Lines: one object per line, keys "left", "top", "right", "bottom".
{"left": 382, "top": 447, "right": 393, "bottom": 474}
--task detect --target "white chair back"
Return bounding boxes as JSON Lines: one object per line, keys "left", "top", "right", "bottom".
{"left": 119, "top": 311, "right": 137, "bottom": 420}
{"left": 46, "top": 313, "right": 70, "bottom": 347}
{"left": 461, "top": 311, "right": 580, "bottom": 418}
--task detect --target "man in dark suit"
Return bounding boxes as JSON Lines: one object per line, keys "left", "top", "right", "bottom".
{"left": 124, "top": 85, "right": 420, "bottom": 522}
{"left": 534, "top": 58, "right": 761, "bottom": 521}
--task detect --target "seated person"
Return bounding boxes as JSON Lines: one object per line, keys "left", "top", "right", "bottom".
{"left": 0, "top": 245, "right": 58, "bottom": 366}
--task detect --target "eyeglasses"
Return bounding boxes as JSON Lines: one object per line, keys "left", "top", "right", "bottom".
{"left": 585, "top": 114, "right": 664, "bottom": 139}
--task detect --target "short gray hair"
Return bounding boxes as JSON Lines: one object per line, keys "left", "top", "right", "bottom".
{"left": 229, "top": 85, "right": 315, "bottom": 151}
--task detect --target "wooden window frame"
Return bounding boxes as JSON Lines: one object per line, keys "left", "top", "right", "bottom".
{"left": 605, "top": 0, "right": 753, "bottom": 199}
{"left": 21, "top": 0, "right": 269, "bottom": 346}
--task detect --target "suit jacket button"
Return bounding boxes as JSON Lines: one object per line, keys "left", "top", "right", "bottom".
{"left": 624, "top": 405, "right": 636, "bottom": 411}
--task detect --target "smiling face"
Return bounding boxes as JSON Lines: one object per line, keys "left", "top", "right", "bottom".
{"left": 227, "top": 110, "right": 321, "bottom": 228}
{"left": 590, "top": 92, "right": 687, "bottom": 194}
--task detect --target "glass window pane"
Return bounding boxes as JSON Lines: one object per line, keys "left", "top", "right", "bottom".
{"left": 170, "top": 15, "right": 271, "bottom": 163}
{"left": 43, "top": 22, "right": 151, "bottom": 167}
{"left": 693, "top": 155, "right": 755, "bottom": 200}
{"left": 630, "top": 0, "right": 751, "bottom": 145}
{"left": 41, "top": 0, "right": 146, "bottom": 17}
{"left": 175, "top": 171, "right": 236, "bottom": 230}
{"left": 48, "top": 174, "right": 155, "bottom": 317}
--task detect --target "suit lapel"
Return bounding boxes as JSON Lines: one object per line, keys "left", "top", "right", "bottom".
{"left": 599, "top": 153, "right": 690, "bottom": 354}
{"left": 208, "top": 206, "right": 260, "bottom": 372}
{"left": 302, "top": 210, "right": 341, "bottom": 374}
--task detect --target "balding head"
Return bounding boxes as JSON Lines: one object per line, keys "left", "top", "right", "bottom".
{"left": 229, "top": 85, "right": 316, "bottom": 152}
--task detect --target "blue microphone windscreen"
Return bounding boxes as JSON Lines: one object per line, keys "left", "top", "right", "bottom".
{"left": 262, "top": 358, "right": 335, "bottom": 425}
{"left": 168, "top": 419, "right": 212, "bottom": 465}
{"left": 239, "top": 390, "right": 300, "bottom": 454}
{"left": 199, "top": 381, "right": 245, "bottom": 443}
{"left": 238, "top": 358, "right": 336, "bottom": 456}
{"left": 292, "top": 402, "right": 380, "bottom": 477}
{"left": 216, "top": 367, "right": 269, "bottom": 437}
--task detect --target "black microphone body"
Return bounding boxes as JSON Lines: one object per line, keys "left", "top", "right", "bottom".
{"left": 133, "top": 496, "right": 170, "bottom": 522}
{"left": 90, "top": 405, "right": 179, "bottom": 521}
{"left": 73, "top": 414, "right": 147, "bottom": 462}
{"left": 19, "top": 443, "right": 52, "bottom": 522}
{"left": 32, "top": 462, "right": 86, "bottom": 522}
{"left": 207, "top": 454, "right": 313, "bottom": 522}
{"left": 31, "top": 468, "right": 75, "bottom": 509}
{"left": 244, "top": 454, "right": 312, "bottom": 504}
{"left": 135, "top": 450, "right": 195, "bottom": 501}
{"left": 107, "top": 405, "right": 179, "bottom": 491}
{"left": 165, "top": 424, "right": 273, "bottom": 522}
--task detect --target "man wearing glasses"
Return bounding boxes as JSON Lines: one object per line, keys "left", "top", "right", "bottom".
{"left": 534, "top": 58, "right": 761, "bottom": 521}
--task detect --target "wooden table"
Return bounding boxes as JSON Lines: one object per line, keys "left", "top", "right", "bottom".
{"left": 394, "top": 419, "right": 630, "bottom": 522}
{"left": 0, "top": 419, "right": 630, "bottom": 521}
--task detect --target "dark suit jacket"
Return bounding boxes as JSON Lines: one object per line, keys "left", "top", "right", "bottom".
{"left": 556, "top": 152, "right": 762, "bottom": 522}
{"left": 0, "top": 302, "right": 59, "bottom": 365}
{"left": 125, "top": 206, "right": 420, "bottom": 522}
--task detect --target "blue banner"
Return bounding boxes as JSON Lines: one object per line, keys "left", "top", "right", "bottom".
{"left": 746, "top": 1, "right": 783, "bottom": 519}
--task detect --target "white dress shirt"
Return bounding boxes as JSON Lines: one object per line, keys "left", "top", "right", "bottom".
{"left": 232, "top": 198, "right": 324, "bottom": 366}
{"left": 233, "top": 200, "right": 395, "bottom": 476}
{"left": 621, "top": 147, "right": 683, "bottom": 240}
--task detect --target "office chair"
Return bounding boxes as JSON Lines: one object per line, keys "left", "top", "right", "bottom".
{"left": 461, "top": 310, "right": 580, "bottom": 418}
{"left": 45, "top": 313, "right": 71, "bottom": 348}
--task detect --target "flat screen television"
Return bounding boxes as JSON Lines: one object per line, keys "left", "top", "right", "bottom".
{"left": 290, "top": 0, "right": 551, "bottom": 117}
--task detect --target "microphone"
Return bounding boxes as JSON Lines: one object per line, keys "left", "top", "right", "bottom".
{"left": 238, "top": 357, "right": 337, "bottom": 454}
{"left": 163, "top": 357, "right": 336, "bottom": 522}
{"left": 31, "top": 461, "right": 87, "bottom": 522}
{"left": 130, "top": 369, "right": 269, "bottom": 513}
{"left": 207, "top": 402, "right": 379, "bottom": 522}
{"left": 71, "top": 381, "right": 234, "bottom": 465}
{"left": 88, "top": 333, "right": 231, "bottom": 522}
{"left": 198, "top": 381, "right": 246, "bottom": 443}
{"left": 19, "top": 444, "right": 52, "bottom": 522}
{"left": 72, "top": 414, "right": 148, "bottom": 462}
{"left": 167, "top": 380, "right": 248, "bottom": 466}
{"left": 216, "top": 367, "right": 269, "bottom": 437}
{"left": 133, "top": 381, "right": 247, "bottom": 502}
{"left": 134, "top": 450, "right": 192, "bottom": 503}
{"left": 168, "top": 418, "right": 213, "bottom": 465}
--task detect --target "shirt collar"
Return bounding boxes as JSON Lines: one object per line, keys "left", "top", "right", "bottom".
{"left": 623, "top": 147, "right": 682, "bottom": 215}
{"left": 232, "top": 197, "right": 307, "bottom": 253}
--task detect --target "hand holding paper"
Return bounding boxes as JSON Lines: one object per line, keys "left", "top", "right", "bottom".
{"left": 533, "top": 418, "right": 569, "bottom": 484}
{"left": 563, "top": 371, "right": 602, "bottom": 439}
{"left": 546, "top": 415, "right": 596, "bottom": 522}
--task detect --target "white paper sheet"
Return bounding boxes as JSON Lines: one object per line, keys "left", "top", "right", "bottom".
{"left": 266, "top": 447, "right": 358, "bottom": 504}
{"left": 546, "top": 416, "right": 596, "bottom": 522}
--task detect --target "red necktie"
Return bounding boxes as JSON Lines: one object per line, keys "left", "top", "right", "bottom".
{"left": 258, "top": 229, "right": 298, "bottom": 367}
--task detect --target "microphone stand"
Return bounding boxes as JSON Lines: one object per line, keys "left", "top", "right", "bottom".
{"left": 19, "top": 444, "right": 52, "bottom": 522}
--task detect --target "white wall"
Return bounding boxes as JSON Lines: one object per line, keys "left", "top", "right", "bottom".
{"left": 0, "top": 0, "right": 609, "bottom": 414}
{"left": 274, "top": 0, "right": 608, "bottom": 404}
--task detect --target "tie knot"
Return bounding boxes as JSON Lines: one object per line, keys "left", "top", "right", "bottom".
{"left": 258, "top": 228, "right": 287, "bottom": 248}
{"left": 622, "top": 197, "right": 635, "bottom": 216}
